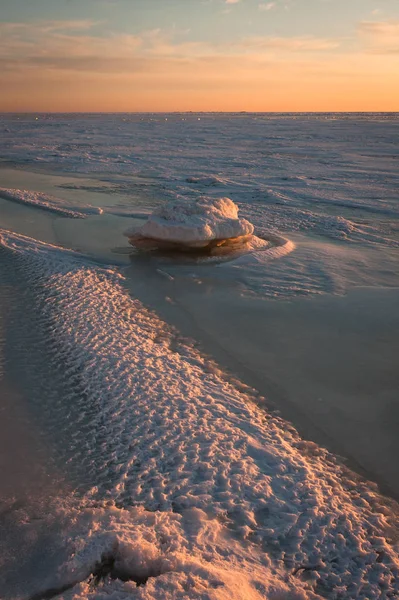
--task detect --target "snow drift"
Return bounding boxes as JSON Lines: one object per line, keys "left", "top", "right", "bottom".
{"left": 1, "top": 229, "right": 399, "bottom": 600}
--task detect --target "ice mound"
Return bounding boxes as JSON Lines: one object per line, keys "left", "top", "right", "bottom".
{"left": 124, "top": 197, "right": 254, "bottom": 250}
{"left": 186, "top": 175, "right": 224, "bottom": 186}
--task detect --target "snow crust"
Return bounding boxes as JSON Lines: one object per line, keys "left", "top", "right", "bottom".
{"left": 186, "top": 175, "right": 224, "bottom": 186}
{"left": 0, "top": 188, "right": 103, "bottom": 218}
{"left": 124, "top": 197, "right": 254, "bottom": 247}
{"left": 1, "top": 228, "right": 399, "bottom": 600}
{"left": 1, "top": 114, "right": 397, "bottom": 249}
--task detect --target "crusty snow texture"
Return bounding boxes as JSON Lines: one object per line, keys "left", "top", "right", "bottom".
{"left": 1, "top": 229, "right": 399, "bottom": 600}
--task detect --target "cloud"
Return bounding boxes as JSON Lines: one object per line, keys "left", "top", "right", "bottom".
{"left": 0, "top": 55, "right": 152, "bottom": 74}
{"left": 0, "top": 18, "right": 398, "bottom": 111}
{"left": 239, "top": 35, "right": 340, "bottom": 52}
{"left": 0, "top": 20, "right": 142, "bottom": 62}
{"left": 358, "top": 20, "right": 399, "bottom": 53}
{"left": 259, "top": 3, "right": 276, "bottom": 11}
{"left": 0, "top": 19, "right": 98, "bottom": 34}
{"left": 0, "top": 20, "right": 340, "bottom": 71}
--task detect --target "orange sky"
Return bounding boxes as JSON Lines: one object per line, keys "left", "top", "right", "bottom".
{"left": 0, "top": 9, "right": 398, "bottom": 112}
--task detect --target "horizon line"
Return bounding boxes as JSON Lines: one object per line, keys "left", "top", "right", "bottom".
{"left": 1, "top": 110, "right": 398, "bottom": 115}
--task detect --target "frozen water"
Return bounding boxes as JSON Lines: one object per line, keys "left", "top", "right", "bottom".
{"left": 125, "top": 197, "right": 254, "bottom": 247}
{"left": 0, "top": 113, "right": 399, "bottom": 599}
{"left": 0, "top": 112, "right": 397, "bottom": 257}
{"left": 0, "top": 229, "right": 399, "bottom": 600}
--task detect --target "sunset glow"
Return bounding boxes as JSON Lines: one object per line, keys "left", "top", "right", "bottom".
{"left": 0, "top": 1, "right": 398, "bottom": 112}
{"left": 2, "top": 4, "right": 399, "bottom": 598}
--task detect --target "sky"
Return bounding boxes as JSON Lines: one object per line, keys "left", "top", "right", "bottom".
{"left": 0, "top": 0, "right": 398, "bottom": 112}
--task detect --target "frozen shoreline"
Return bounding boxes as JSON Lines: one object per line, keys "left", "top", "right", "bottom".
{"left": 122, "top": 261, "right": 399, "bottom": 500}
{"left": 1, "top": 110, "right": 398, "bottom": 597}
{"left": 0, "top": 165, "right": 398, "bottom": 501}
{"left": 1, "top": 229, "right": 399, "bottom": 600}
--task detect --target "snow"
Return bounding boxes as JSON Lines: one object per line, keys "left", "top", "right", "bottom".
{"left": 1, "top": 113, "right": 399, "bottom": 598}
{"left": 124, "top": 197, "right": 254, "bottom": 247}
{"left": 0, "top": 187, "right": 103, "bottom": 218}
{"left": 1, "top": 113, "right": 397, "bottom": 249}
{"left": 186, "top": 175, "right": 224, "bottom": 186}
{"left": 1, "top": 228, "right": 399, "bottom": 600}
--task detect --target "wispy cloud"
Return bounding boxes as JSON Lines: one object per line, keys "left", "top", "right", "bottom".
{"left": 0, "top": 20, "right": 141, "bottom": 62}
{"left": 0, "top": 20, "right": 341, "bottom": 71}
{"left": 358, "top": 20, "right": 399, "bottom": 54}
{"left": 0, "top": 18, "right": 397, "bottom": 111}
{"left": 0, "top": 20, "right": 99, "bottom": 34}
{"left": 239, "top": 35, "right": 340, "bottom": 52}
{"left": 259, "top": 3, "right": 276, "bottom": 11}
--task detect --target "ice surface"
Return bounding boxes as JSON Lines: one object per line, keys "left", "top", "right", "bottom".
{"left": 1, "top": 113, "right": 398, "bottom": 250}
{"left": 0, "top": 187, "right": 103, "bottom": 218}
{"left": 186, "top": 175, "right": 224, "bottom": 186}
{"left": 1, "top": 113, "right": 399, "bottom": 596}
{"left": 0, "top": 113, "right": 398, "bottom": 304}
{"left": 125, "top": 197, "right": 254, "bottom": 247}
{"left": 1, "top": 228, "right": 399, "bottom": 600}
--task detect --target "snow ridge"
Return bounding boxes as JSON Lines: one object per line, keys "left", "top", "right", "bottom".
{"left": 0, "top": 188, "right": 103, "bottom": 218}
{"left": 1, "top": 229, "right": 399, "bottom": 600}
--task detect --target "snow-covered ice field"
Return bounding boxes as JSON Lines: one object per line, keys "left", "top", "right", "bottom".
{"left": 0, "top": 113, "right": 398, "bottom": 599}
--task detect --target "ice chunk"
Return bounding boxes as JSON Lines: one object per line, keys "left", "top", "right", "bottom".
{"left": 124, "top": 197, "right": 254, "bottom": 248}
{"left": 186, "top": 175, "right": 223, "bottom": 186}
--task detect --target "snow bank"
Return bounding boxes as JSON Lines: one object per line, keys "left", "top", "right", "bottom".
{"left": 124, "top": 197, "right": 254, "bottom": 247}
{"left": 5, "top": 500, "right": 308, "bottom": 600}
{"left": 1, "top": 228, "right": 399, "bottom": 600}
{"left": 0, "top": 187, "right": 103, "bottom": 218}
